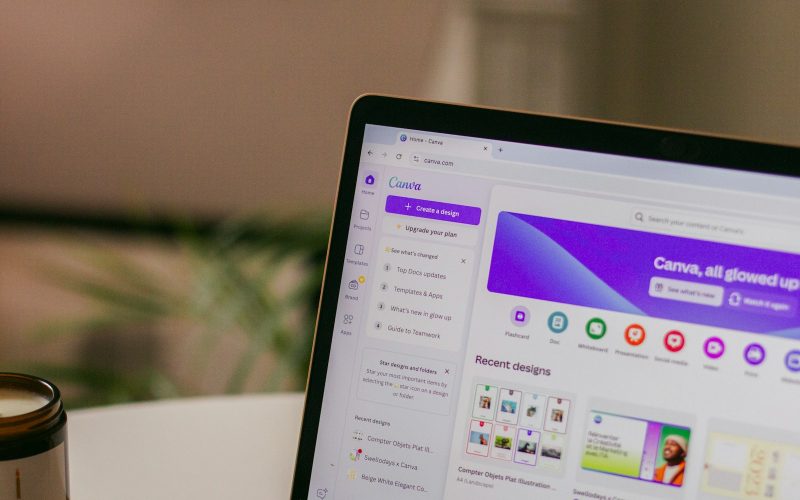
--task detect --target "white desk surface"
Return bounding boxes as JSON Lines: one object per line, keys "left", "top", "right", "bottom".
{"left": 68, "top": 393, "right": 305, "bottom": 500}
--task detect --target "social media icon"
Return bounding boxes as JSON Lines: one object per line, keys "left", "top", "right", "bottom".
{"left": 624, "top": 324, "right": 646, "bottom": 346}
{"left": 548, "top": 312, "right": 568, "bottom": 334}
{"left": 704, "top": 337, "right": 726, "bottom": 359}
{"left": 511, "top": 306, "right": 530, "bottom": 327}
{"left": 585, "top": 318, "right": 607, "bottom": 340}
{"left": 664, "top": 330, "right": 685, "bottom": 352}
{"left": 785, "top": 350, "right": 800, "bottom": 372}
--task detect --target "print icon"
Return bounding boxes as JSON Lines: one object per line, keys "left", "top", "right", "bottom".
{"left": 585, "top": 318, "right": 607, "bottom": 340}
{"left": 785, "top": 350, "right": 800, "bottom": 372}
{"left": 510, "top": 306, "right": 530, "bottom": 327}
{"left": 547, "top": 312, "right": 568, "bottom": 334}
{"left": 743, "top": 343, "right": 766, "bottom": 366}
{"left": 624, "top": 324, "right": 646, "bottom": 346}
{"left": 664, "top": 330, "right": 685, "bottom": 353}
{"left": 704, "top": 337, "right": 726, "bottom": 359}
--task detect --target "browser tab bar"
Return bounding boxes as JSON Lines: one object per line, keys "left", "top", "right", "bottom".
{"left": 398, "top": 131, "right": 491, "bottom": 158}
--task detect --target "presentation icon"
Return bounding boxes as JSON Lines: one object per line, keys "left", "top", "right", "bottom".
{"left": 547, "top": 312, "right": 568, "bottom": 334}
{"left": 624, "top": 324, "right": 646, "bottom": 346}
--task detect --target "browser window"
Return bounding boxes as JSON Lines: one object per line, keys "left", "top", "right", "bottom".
{"left": 307, "top": 124, "right": 800, "bottom": 500}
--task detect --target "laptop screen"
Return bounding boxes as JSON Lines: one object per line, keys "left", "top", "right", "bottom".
{"left": 303, "top": 119, "right": 800, "bottom": 499}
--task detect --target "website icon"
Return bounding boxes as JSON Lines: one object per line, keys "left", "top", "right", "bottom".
{"left": 785, "top": 350, "right": 800, "bottom": 372}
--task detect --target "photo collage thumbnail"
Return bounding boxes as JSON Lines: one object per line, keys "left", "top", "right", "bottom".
{"left": 466, "top": 383, "right": 573, "bottom": 473}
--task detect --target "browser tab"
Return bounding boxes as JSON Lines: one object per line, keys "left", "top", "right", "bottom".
{"left": 398, "top": 131, "right": 491, "bottom": 158}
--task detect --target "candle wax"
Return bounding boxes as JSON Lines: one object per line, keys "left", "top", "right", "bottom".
{"left": 0, "top": 388, "right": 49, "bottom": 418}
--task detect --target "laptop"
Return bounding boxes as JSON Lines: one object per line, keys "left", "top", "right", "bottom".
{"left": 292, "top": 95, "right": 800, "bottom": 499}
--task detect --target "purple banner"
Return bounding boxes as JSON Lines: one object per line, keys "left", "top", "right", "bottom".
{"left": 487, "top": 212, "right": 800, "bottom": 338}
{"left": 385, "top": 195, "right": 482, "bottom": 225}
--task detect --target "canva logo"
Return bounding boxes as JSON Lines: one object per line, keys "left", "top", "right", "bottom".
{"left": 388, "top": 176, "right": 422, "bottom": 191}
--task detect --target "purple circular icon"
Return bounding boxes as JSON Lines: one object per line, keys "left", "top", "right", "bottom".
{"left": 785, "top": 350, "right": 800, "bottom": 372}
{"left": 400, "top": 134, "right": 407, "bottom": 142}
{"left": 365, "top": 174, "right": 375, "bottom": 185}
{"left": 743, "top": 343, "right": 766, "bottom": 366}
{"left": 510, "top": 306, "right": 530, "bottom": 327}
{"left": 703, "top": 337, "right": 725, "bottom": 359}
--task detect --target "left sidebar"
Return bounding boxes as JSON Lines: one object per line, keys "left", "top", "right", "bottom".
{"left": 307, "top": 166, "right": 383, "bottom": 499}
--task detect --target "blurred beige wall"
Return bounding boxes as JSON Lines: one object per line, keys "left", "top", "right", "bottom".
{"left": 2, "top": 1, "right": 799, "bottom": 220}
{"left": 0, "top": 1, "right": 445, "bottom": 217}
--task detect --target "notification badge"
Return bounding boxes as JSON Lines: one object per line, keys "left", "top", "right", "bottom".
{"left": 624, "top": 324, "right": 646, "bottom": 346}
{"left": 664, "top": 330, "right": 685, "bottom": 353}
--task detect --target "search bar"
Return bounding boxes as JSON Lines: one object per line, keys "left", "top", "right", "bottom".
{"left": 631, "top": 208, "right": 753, "bottom": 240}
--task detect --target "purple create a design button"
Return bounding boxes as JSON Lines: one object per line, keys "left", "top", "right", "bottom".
{"left": 385, "top": 195, "right": 482, "bottom": 225}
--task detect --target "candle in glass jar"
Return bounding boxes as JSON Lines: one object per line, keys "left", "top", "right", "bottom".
{"left": 0, "top": 373, "right": 69, "bottom": 500}
{"left": 0, "top": 388, "right": 49, "bottom": 418}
